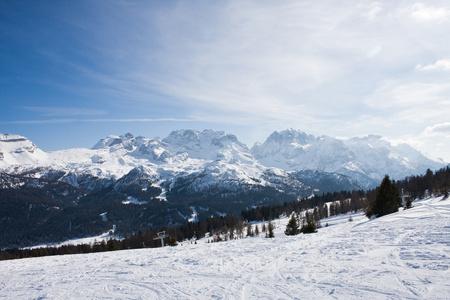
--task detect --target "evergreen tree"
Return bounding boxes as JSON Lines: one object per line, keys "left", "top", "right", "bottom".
{"left": 267, "top": 221, "right": 275, "bottom": 238}
{"left": 106, "top": 238, "right": 118, "bottom": 251}
{"left": 167, "top": 236, "right": 178, "bottom": 246}
{"left": 254, "top": 224, "right": 260, "bottom": 236}
{"left": 229, "top": 227, "right": 235, "bottom": 240}
{"left": 284, "top": 213, "right": 300, "bottom": 236}
{"left": 246, "top": 223, "right": 253, "bottom": 237}
{"left": 366, "top": 175, "right": 402, "bottom": 218}
{"left": 404, "top": 196, "right": 413, "bottom": 209}
{"left": 300, "top": 217, "right": 317, "bottom": 234}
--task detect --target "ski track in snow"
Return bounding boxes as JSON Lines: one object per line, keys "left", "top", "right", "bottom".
{"left": 1, "top": 197, "right": 449, "bottom": 299}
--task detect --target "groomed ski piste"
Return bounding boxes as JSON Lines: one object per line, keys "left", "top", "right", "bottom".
{"left": 1, "top": 196, "right": 449, "bottom": 299}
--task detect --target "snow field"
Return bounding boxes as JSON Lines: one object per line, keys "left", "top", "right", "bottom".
{"left": 1, "top": 197, "right": 449, "bottom": 299}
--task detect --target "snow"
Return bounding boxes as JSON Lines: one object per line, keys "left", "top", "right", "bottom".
{"left": 122, "top": 196, "right": 148, "bottom": 205}
{"left": 1, "top": 196, "right": 449, "bottom": 299}
{"left": 0, "top": 133, "right": 49, "bottom": 168}
{"left": 26, "top": 226, "right": 118, "bottom": 250}
{"left": 188, "top": 206, "right": 198, "bottom": 223}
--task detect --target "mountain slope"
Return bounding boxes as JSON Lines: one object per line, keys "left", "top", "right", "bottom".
{"left": 0, "top": 134, "right": 49, "bottom": 170}
{"left": 1, "top": 196, "right": 449, "bottom": 299}
{"left": 252, "top": 129, "right": 446, "bottom": 188}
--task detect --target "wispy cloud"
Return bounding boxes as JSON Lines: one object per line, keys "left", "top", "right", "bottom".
{"left": 31, "top": 1, "right": 448, "bottom": 129}
{"left": 3, "top": 1, "right": 450, "bottom": 160}
{"left": 407, "top": 3, "right": 450, "bottom": 23}
{"left": 0, "top": 118, "right": 194, "bottom": 125}
{"left": 416, "top": 59, "right": 450, "bottom": 71}
{"left": 22, "top": 106, "right": 107, "bottom": 117}
{"left": 424, "top": 122, "right": 450, "bottom": 136}
{"left": 363, "top": 2, "right": 383, "bottom": 20}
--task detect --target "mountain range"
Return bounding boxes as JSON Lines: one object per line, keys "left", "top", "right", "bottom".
{"left": 0, "top": 129, "right": 446, "bottom": 247}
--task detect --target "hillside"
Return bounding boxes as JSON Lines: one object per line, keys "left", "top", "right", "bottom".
{"left": 1, "top": 196, "right": 449, "bottom": 299}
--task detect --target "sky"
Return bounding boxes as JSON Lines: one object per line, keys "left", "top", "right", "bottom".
{"left": 1, "top": 0, "right": 449, "bottom": 162}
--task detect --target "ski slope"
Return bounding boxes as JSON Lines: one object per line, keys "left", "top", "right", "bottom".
{"left": 1, "top": 197, "right": 449, "bottom": 299}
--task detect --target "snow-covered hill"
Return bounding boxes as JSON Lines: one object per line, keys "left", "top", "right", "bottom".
{"left": 252, "top": 129, "right": 446, "bottom": 188}
{"left": 1, "top": 196, "right": 449, "bottom": 299}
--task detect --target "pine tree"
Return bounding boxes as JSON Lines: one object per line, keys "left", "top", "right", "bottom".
{"left": 254, "top": 224, "right": 260, "bottom": 236}
{"left": 300, "top": 217, "right": 317, "bottom": 234}
{"left": 284, "top": 213, "right": 300, "bottom": 236}
{"left": 168, "top": 236, "right": 178, "bottom": 246}
{"left": 366, "top": 175, "right": 402, "bottom": 218}
{"left": 106, "top": 238, "right": 117, "bottom": 251}
{"left": 246, "top": 223, "right": 253, "bottom": 237}
{"left": 267, "top": 221, "right": 275, "bottom": 238}
{"left": 229, "top": 227, "right": 235, "bottom": 240}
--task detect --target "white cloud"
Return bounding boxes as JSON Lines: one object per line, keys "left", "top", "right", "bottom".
{"left": 22, "top": 106, "right": 107, "bottom": 117}
{"left": 408, "top": 3, "right": 450, "bottom": 23}
{"left": 0, "top": 118, "right": 194, "bottom": 125}
{"left": 363, "top": 2, "right": 383, "bottom": 20}
{"left": 367, "top": 45, "right": 382, "bottom": 58}
{"left": 20, "top": 1, "right": 450, "bottom": 160}
{"left": 365, "top": 81, "right": 450, "bottom": 110}
{"left": 416, "top": 59, "right": 450, "bottom": 71}
{"left": 424, "top": 122, "right": 450, "bottom": 136}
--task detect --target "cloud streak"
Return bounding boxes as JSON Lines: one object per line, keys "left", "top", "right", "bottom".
{"left": 425, "top": 122, "right": 450, "bottom": 136}
{"left": 407, "top": 3, "right": 450, "bottom": 23}
{"left": 0, "top": 118, "right": 194, "bottom": 125}
{"left": 21, "top": 106, "right": 108, "bottom": 117}
{"left": 416, "top": 59, "right": 450, "bottom": 71}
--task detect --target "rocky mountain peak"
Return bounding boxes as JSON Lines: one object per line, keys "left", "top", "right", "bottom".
{"left": 0, "top": 133, "right": 47, "bottom": 167}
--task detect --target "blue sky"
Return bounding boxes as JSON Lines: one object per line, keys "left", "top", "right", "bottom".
{"left": 1, "top": 1, "right": 450, "bottom": 162}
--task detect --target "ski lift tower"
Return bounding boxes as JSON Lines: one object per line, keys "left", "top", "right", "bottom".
{"left": 153, "top": 231, "right": 169, "bottom": 247}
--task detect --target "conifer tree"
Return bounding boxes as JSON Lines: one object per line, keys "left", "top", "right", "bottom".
{"left": 246, "top": 223, "right": 253, "bottom": 237}
{"left": 168, "top": 236, "right": 178, "bottom": 246}
{"left": 284, "top": 213, "right": 300, "bottom": 236}
{"left": 106, "top": 238, "right": 117, "bottom": 251}
{"left": 229, "top": 227, "right": 235, "bottom": 240}
{"left": 300, "top": 217, "right": 317, "bottom": 234}
{"left": 267, "top": 221, "right": 275, "bottom": 238}
{"left": 366, "top": 175, "right": 402, "bottom": 218}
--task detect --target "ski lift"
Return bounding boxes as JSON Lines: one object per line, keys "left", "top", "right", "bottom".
{"left": 153, "top": 231, "right": 169, "bottom": 247}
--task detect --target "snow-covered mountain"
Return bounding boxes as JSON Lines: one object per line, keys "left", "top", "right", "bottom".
{"left": 0, "top": 128, "right": 445, "bottom": 248}
{"left": 0, "top": 133, "right": 49, "bottom": 168}
{"left": 1, "top": 128, "right": 446, "bottom": 195}
{"left": 252, "top": 128, "right": 446, "bottom": 188}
